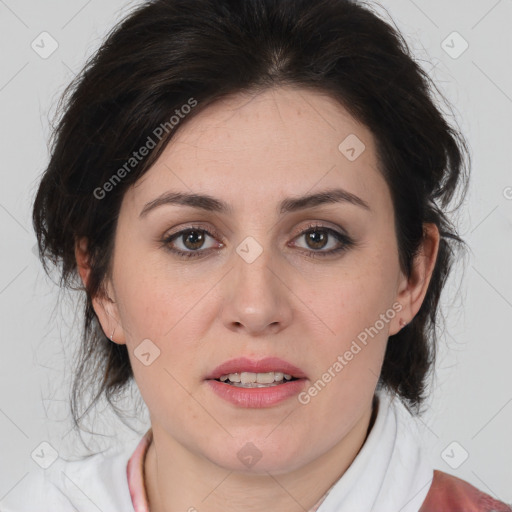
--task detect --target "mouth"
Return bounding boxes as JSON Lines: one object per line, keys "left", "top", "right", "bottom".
{"left": 205, "top": 357, "right": 307, "bottom": 407}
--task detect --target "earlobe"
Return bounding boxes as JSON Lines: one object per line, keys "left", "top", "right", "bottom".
{"left": 91, "top": 292, "right": 127, "bottom": 346}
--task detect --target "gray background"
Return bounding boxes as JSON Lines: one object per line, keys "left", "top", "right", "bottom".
{"left": 1, "top": 0, "right": 511, "bottom": 505}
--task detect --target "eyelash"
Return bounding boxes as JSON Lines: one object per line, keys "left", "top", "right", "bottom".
{"left": 160, "top": 223, "right": 355, "bottom": 260}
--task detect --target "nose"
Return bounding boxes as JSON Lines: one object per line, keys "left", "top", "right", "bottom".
{"left": 220, "top": 240, "right": 293, "bottom": 336}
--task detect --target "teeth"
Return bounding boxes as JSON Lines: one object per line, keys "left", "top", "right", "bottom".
{"left": 256, "top": 372, "right": 275, "bottom": 384}
{"left": 241, "top": 372, "right": 256, "bottom": 384}
{"left": 219, "top": 371, "right": 296, "bottom": 384}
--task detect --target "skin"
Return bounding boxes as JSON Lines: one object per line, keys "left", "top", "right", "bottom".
{"left": 76, "top": 86, "right": 439, "bottom": 512}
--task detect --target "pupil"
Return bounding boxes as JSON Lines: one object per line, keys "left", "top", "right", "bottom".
{"left": 307, "top": 230, "right": 327, "bottom": 250}
{"left": 184, "top": 230, "right": 204, "bottom": 250}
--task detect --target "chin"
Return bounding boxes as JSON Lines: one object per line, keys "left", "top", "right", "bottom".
{"left": 201, "top": 435, "right": 311, "bottom": 475}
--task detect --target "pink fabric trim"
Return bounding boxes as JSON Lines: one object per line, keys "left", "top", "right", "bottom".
{"left": 126, "top": 428, "right": 153, "bottom": 512}
{"left": 419, "top": 470, "right": 512, "bottom": 512}
{"left": 126, "top": 428, "right": 331, "bottom": 511}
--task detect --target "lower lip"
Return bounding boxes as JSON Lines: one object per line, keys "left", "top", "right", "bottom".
{"left": 206, "top": 379, "right": 307, "bottom": 408}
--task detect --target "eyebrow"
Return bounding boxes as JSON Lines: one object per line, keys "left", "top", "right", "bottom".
{"left": 139, "top": 187, "right": 371, "bottom": 218}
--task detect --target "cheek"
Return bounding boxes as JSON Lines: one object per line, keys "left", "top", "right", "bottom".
{"left": 301, "top": 273, "right": 392, "bottom": 417}
{"left": 112, "top": 255, "right": 205, "bottom": 391}
{"left": 305, "top": 253, "right": 398, "bottom": 378}
{"left": 317, "top": 266, "right": 396, "bottom": 335}
{"left": 113, "top": 246, "right": 200, "bottom": 336}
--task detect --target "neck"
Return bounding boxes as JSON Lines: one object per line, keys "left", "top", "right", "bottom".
{"left": 145, "top": 399, "right": 376, "bottom": 512}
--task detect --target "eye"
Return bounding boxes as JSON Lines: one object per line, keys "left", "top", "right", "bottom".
{"left": 290, "top": 223, "right": 354, "bottom": 258}
{"left": 161, "top": 225, "right": 223, "bottom": 259}
{"left": 160, "top": 223, "right": 355, "bottom": 260}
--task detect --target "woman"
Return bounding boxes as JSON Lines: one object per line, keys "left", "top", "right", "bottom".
{"left": 5, "top": 0, "right": 510, "bottom": 510}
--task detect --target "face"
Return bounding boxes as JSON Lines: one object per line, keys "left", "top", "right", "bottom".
{"left": 84, "top": 86, "right": 436, "bottom": 474}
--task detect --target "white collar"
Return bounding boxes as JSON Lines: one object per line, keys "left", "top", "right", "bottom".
{"left": 316, "top": 388, "right": 434, "bottom": 512}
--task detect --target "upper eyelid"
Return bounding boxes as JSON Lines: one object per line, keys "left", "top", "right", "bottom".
{"left": 164, "top": 224, "right": 223, "bottom": 242}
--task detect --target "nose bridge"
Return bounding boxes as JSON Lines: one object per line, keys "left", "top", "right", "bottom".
{"left": 234, "top": 233, "right": 279, "bottom": 304}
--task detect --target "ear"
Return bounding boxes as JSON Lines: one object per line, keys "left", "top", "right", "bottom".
{"left": 390, "top": 223, "right": 440, "bottom": 336}
{"left": 75, "top": 237, "right": 126, "bottom": 345}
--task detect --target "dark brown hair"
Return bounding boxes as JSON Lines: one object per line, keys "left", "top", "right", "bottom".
{"left": 32, "top": 0, "right": 470, "bottom": 431}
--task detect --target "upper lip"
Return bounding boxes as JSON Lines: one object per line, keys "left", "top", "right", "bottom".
{"left": 205, "top": 357, "right": 307, "bottom": 380}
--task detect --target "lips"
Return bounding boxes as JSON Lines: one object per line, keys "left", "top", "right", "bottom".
{"left": 205, "top": 357, "right": 307, "bottom": 381}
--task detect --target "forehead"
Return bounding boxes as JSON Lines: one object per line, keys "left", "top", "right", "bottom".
{"left": 128, "top": 86, "right": 390, "bottom": 216}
